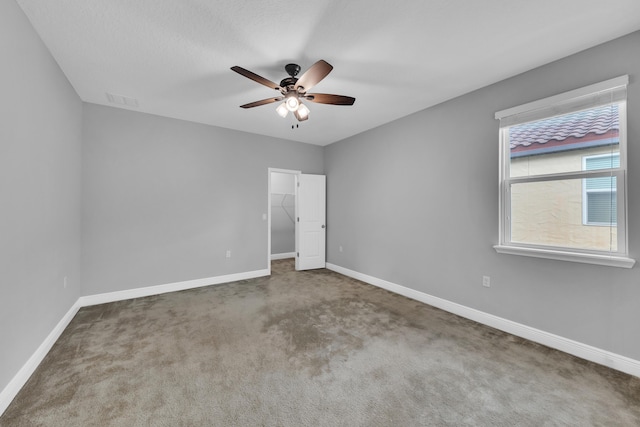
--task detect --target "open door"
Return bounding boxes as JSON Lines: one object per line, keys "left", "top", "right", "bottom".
{"left": 295, "top": 174, "right": 326, "bottom": 270}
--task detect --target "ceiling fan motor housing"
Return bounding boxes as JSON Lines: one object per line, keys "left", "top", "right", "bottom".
{"left": 279, "top": 77, "right": 298, "bottom": 89}
{"left": 285, "top": 63, "right": 301, "bottom": 77}
{"left": 280, "top": 64, "right": 302, "bottom": 91}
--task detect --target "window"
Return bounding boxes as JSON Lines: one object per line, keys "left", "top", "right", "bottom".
{"left": 494, "top": 76, "right": 634, "bottom": 268}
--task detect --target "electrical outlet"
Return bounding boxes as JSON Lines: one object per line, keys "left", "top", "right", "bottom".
{"left": 63, "top": 276, "right": 68, "bottom": 289}
{"left": 482, "top": 276, "right": 490, "bottom": 288}
{"left": 339, "top": 245, "right": 343, "bottom": 252}
{"left": 226, "top": 250, "right": 231, "bottom": 258}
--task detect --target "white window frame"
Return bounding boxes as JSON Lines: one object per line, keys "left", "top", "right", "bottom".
{"left": 582, "top": 153, "right": 619, "bottom": 226}
{"left": 494, "top": 76, "right": 635, "bottom": 268}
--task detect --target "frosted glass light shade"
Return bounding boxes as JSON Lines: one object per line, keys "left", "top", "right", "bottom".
{"left": 276, "top": 102, "right": 288, "bottom": 118}
{"left": 295, "top": 103, "right": 310, "bottom": 120}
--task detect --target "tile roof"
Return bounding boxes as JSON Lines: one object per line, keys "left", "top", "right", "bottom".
{"left": 509, "top": 104, "right": 619, "bottom": 150}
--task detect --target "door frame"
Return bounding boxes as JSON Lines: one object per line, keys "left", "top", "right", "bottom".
{"left": 267, "top": 168, "right": 300, "bottom": 275}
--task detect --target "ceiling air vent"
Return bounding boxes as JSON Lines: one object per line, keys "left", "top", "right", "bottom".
{"left": 106, "top": 92, "right": 139, "bottom": 107}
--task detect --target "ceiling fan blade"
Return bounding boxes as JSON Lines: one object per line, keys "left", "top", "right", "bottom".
{"left": 239, "top": 97, "right": 283, "bottom": 109}
{"left": 294, "top": 60, "right": 333, "bottom": 92}
{"left": 305, "top": 93, "right": 356, "bottom": 106}
{"left": 231, "top": 66, "right": 281, "bottom": 90}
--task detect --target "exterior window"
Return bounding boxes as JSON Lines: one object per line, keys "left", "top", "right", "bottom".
{"left": 494, "top": 76, "right": 634, "bottom": 268}
{"left": 583, "top": 153, "right": 619, "bottom": 226}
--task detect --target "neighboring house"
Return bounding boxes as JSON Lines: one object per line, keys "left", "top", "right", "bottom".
{"left": 509, "top": 105, "right": 620, "bottom": 251}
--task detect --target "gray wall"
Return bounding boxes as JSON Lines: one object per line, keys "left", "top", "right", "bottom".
{"left": 0, "top": 0, "right": 83, "bottom": 392}
{"left": 82, "top": 104, "right": 323, "bottom": 295}
{"left": 324, "top": 31, "right": 640, "bottom": 361}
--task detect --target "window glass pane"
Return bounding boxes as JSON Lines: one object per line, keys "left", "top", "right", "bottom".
{"left": 509, "top": 104, "right": 619, "bottom": 178}
{"left": 510, "top": 178, "right": 617, "bottom": 251}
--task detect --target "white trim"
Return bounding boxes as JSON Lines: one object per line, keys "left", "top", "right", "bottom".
{"left": 494, "top": 245, "right": 635, "bottom": 268}
{"left": 326, "top": 262, "right": 640, "bottom": 378}
{"left": 271, "top": 252, "right": 295, "bottom": 260}
{"left": 0, "top": 299, "right": 82, "bottom": 416}
{"left": 495, "top": 75, "right": 628, "bottom": 120}
{"left": 79, "top": 269, "right": 269, "bottom": 307}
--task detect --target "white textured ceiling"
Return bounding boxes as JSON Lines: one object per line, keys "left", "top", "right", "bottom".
{"left": 15, "top": 0, "right": 640, "bottom": 146}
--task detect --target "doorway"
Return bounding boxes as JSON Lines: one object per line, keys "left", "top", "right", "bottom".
{"left": 270, "top": 170, "right": 297, "bottom": 260}
{"left": 267, "top": 168, "right": 326, "bottom": 274}
{"left": 268, "top": 168, "right": 299, "bottom": 274}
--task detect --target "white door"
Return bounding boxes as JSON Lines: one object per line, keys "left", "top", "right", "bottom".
{"left": 295, "top": 174, "right": 326, "bottom": 270}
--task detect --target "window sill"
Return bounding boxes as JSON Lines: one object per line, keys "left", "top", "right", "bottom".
{"left": 493, "top": 245, "right": 635, "bottom": 269}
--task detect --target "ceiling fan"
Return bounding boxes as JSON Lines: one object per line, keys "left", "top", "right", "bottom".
{"left": 231, "top": 60, "right": 355, "bottom": 122}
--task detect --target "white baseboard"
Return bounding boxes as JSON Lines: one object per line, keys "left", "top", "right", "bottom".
{"left": 79, "top": 269, "right": 269, "bottom": 307}
{"left": 0, "top": 268, "right": 269, "bottom": 416}
{"left": 326, "top": 262, "right": 640, "bottom": 379}
{"left": 0, "top": 299, "right": 82, "bottom": 416}
{"left": 271, "top": 252, "right": 295, "bottom": 260}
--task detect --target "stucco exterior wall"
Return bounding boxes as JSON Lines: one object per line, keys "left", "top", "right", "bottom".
{"left": 510, "top": 146, "right": 618, "bottom": 250}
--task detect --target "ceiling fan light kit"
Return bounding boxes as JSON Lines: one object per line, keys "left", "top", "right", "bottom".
{"left": 231, "top": 60, "right": 355, "bottom": 123}
{"left": 284, "top": 93, "right": 300, "bottom": 112}
{"left": 276, "top": 102, "right": 289, "bottom": 118}
{"left": 294, "top": 103, "right": 310, "bottom": 121}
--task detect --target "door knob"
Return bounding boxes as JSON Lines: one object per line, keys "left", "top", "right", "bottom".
{"left": 321, "top": 225, "right": 326, "bottom": 228}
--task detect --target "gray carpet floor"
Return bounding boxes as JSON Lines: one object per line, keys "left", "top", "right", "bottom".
{"left": 1, "top": 259, "right": 639, "bottom": 426}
